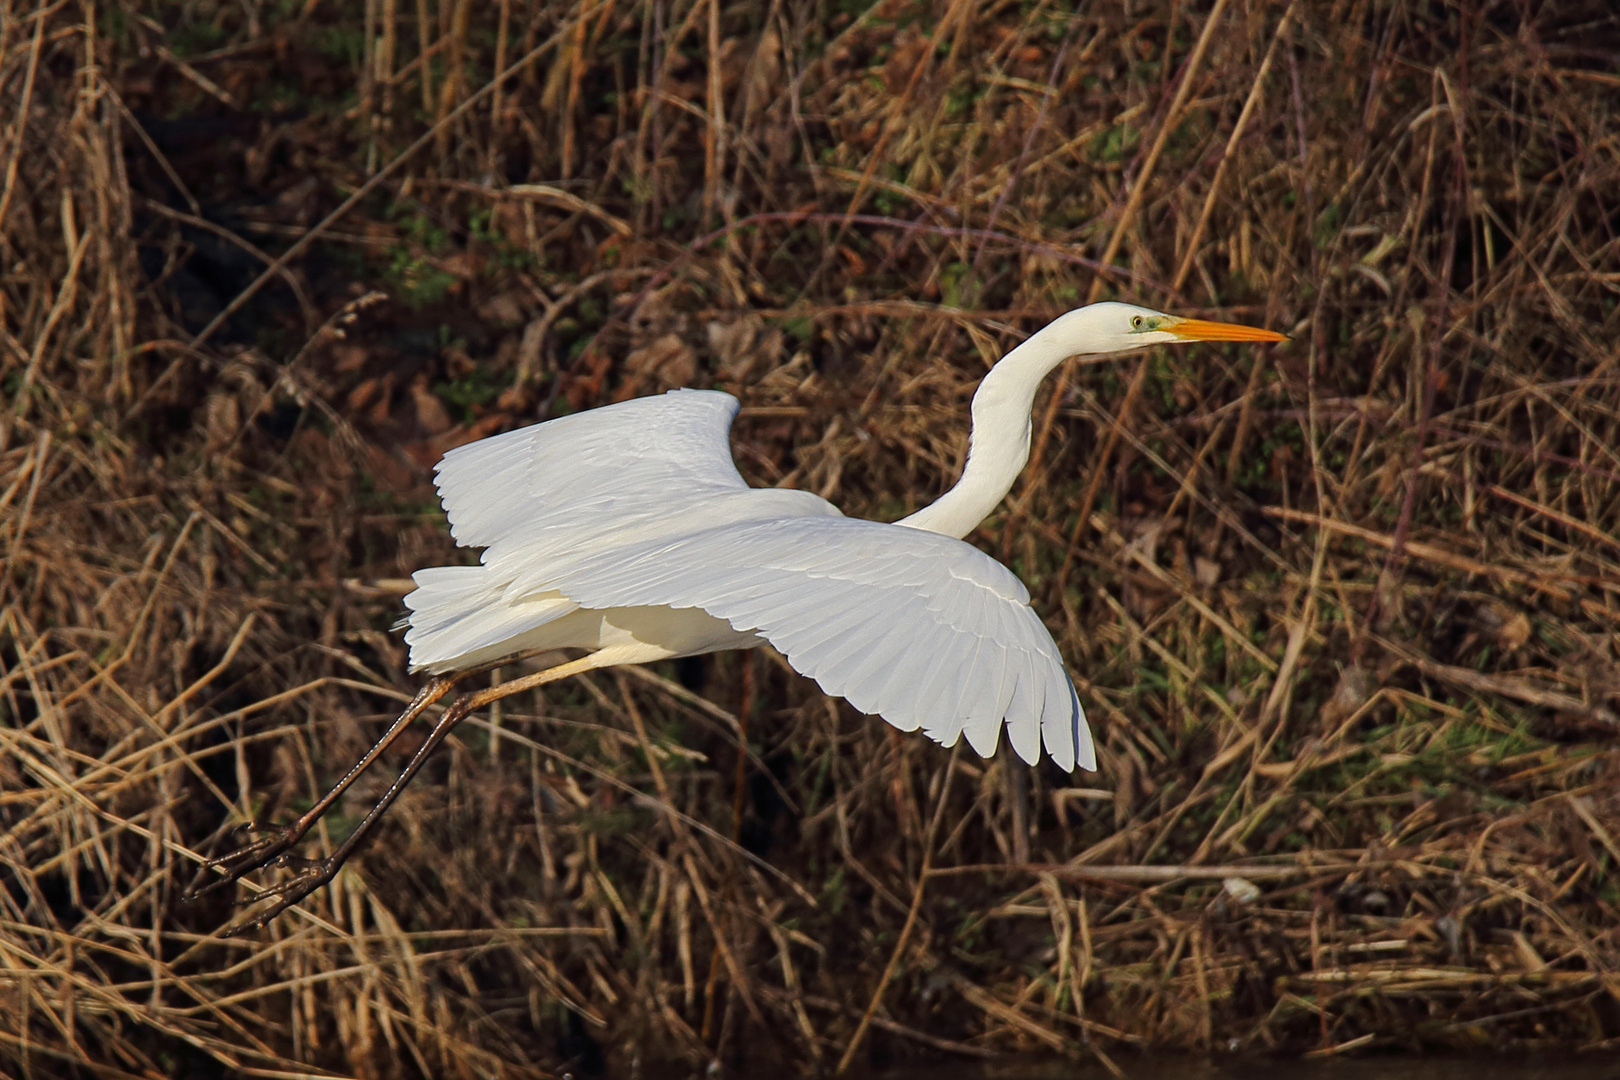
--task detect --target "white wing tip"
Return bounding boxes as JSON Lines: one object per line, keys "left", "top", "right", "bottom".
{"left": 1065, "top": 682, "right": 1097, "bottom": 772}
{"left": 898, "top": 676, "right": 1096, "bottom": 772}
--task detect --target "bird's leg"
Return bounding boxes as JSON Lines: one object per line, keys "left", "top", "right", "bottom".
{"left": 186, "top": 673, "right": 463, "bottom": 902}
{"left": 220, "top": 652, "right": 608, "bottom": 935}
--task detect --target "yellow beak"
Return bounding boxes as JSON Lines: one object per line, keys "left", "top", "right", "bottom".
{"left": 1164, "top": 316, "right": 1288, "bottom": 343}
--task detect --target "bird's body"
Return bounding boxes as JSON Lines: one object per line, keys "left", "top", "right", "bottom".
{"left": 401, "top": 391, "right": 818, "bottom": 674}
{"left": 401, "top": 301, "right": 1284, "bottom": 773}
{"left": 190, "top": 300, "right": 1284, "bottom": 932}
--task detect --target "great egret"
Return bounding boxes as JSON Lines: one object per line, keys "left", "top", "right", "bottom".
{"left": 189, "top": 301, "right": 1284, "bottom": 931}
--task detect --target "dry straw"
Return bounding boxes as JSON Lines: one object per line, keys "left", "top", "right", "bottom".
{"left": 2, "top": 0, "right": 1618, "bottom": 1076}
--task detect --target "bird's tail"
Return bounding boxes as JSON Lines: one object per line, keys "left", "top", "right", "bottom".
{"left": 402, "top": 565, "right": 576, "bottom": 673}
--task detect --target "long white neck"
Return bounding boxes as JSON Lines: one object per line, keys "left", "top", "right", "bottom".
{"left": 896, "top": 317, "right": 1093, "bottom": 539}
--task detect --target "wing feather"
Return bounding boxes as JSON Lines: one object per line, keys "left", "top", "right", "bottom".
{"left": 434, "top": 390, "right": 749, "bottom": 550}
{"left": 887, "top": 620, "right": 956, "bottom": 719}
{"left": 765, "top": 581, "right": 868, "bottom": 657}
{"left": 960, "top": 638, "right": 1009, "bottom": 757}
{"left": 840, "top": 594, "right": 933, "bottom": 708}
{"left": 550, "top": 517, "right": 1090, "bottom": 769}
{"left": 1005, "top": 649, "right": 1044, "bottom": 764}
{"left": 913, "top": 631, "right": 971, "bottom": 731}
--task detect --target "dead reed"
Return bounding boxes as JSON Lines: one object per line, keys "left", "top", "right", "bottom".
{"left": 1, "top": 0, "right": 1618, "bottom": 1075}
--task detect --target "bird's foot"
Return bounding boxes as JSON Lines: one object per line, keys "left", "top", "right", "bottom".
{"left": 218, "top": 855, "right": 341, "bottom": 937}
{"left": 183, "top": 820, "right": 306, "bottom": 902}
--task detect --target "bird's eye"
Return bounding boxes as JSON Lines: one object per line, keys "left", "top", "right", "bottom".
{"left": 1131, "top": 315, "right": 1144, "bottom": 329}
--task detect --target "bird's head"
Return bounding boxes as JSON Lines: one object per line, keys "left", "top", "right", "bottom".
{"left": 1049, "top": 301, "right": 1288, "bottom": 356}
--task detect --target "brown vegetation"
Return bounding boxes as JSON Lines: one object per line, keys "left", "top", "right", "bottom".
{"left": 2, "top": 0, "right": 1619, "bottom": 1075}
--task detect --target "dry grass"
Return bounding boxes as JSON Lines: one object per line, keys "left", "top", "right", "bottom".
{"left": 3, "top": 0, "right": 1619, "bottom": 1075}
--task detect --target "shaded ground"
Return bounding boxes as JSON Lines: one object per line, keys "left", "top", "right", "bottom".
{"left": 2, "top": 0, "right": 1619, "bottom": 1076}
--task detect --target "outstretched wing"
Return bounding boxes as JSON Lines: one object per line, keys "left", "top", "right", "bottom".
{"left": 419, "top": 388, "right": 1093, "bottom": 771}
{"left": 548, "top": 516, "right": 1095, "bottom": 772}
{"left": 433, "top": 389, "right": 750, "bottom": 550}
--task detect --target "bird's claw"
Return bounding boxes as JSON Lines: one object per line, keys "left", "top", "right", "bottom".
{"left": 182, "top": 820, "right": 304, "bottom": 902}
{"left": 219, "top": 856, "right": 340, "bottom": 937}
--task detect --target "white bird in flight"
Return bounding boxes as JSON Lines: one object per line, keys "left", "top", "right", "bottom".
{"left": 190, "top": 301, "right": 1284, "bottom": 931}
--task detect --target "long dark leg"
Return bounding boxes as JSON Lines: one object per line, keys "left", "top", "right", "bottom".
{"left": 218, "top": 652, "right": 608, "bottom": 935}
{"left": 185, "top": 673, "right": 463, "bottom": 902}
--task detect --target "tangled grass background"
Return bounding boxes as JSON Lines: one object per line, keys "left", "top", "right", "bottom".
{"left": 2, "top": 0, "right": 1618, "bottom": 1075}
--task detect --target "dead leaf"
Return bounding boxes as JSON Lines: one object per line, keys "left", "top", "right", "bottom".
{"left": 624, "top": 334, "right": 698, "bottom": 391}
{"left": 1496, "top": 611, "right": 1532, "bottom": 651}
{"left": 882, "top": 28, "right": 931, "bottom": 94}
{"left": 708, "top": 317, "right": 765, "bottom": 380}
{"left": 1321, "top": 664, "right": 1375, "bottom": 728}
{"left": 364, "top": 441, "right": 419, "bottom": 491}
{"left": 332, "top": 344, "right": 369, "bottom": 373}
{"left": 410, "top": 375, "right": 453, "bottom": 435}
{"left": 1193, "top": 556, "right": 1221, "bottom": 588}
{"left": 567, "top": 348, "right": 615, "bottom": 410}
{"left": 1222, "top": 877, "right": 1262, "bottom": 905}
{"left": 346, "top": 373, "right": 393, "bottom": 422}
{"left": 478, "top": 291, "right": 526, "bottom": 326}
{"left": 204, "top": 391, "right": 239, "bottom": 451}
{"left": 439, "top": 252, "right": 481, "bottom": 282}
